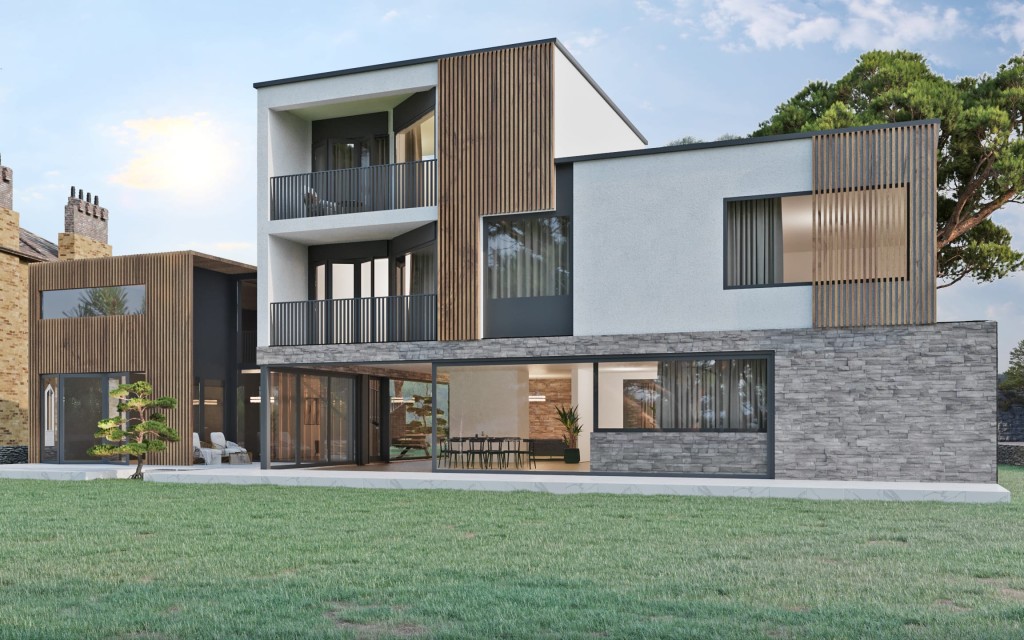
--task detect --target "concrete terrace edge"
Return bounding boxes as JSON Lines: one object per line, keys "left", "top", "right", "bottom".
{"left": 0, "top": 465, "right": 1007, "bottom": 503}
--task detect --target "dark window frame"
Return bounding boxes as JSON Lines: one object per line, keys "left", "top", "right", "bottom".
{"left": 722, "top": 187, "right": 912, "bottom": 291}
{"left": 40, "top": 284, "right": 147, "bottom": 319}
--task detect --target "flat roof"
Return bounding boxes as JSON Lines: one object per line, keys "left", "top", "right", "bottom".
{"left": 555, "top": 118, "right": 942, "bottom": 164}
{"left": 253, "top": 38, "right": 646, "bottom": 145}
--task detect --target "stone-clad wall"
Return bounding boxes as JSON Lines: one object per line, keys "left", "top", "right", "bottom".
{"left": 260, "top": 321, "right": 998, "bottom": 483}
{"left": 592, "top": 432, "right": 767, "bottom": 475}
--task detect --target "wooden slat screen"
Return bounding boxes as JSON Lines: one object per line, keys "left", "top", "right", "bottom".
{"left": 28, "top": 252, "right": 194, "bottom": 464}
{"left": 437, "top": 42, "right": 555, "bottom": 341}
{"left": 812, "top": 122, "right": 937, "bottom": 328}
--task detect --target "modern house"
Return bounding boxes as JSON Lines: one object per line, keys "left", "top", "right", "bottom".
{"left": 23, "top": 186, "right": 258, "bottom": 465}
{"left": 254, "top": 38, "right": 996, "bottom": 482}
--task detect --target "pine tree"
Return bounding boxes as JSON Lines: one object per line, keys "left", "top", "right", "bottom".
{"left": 88, "top": 381, "right": 179, "bottom": 479}
{"left": 999, "top": 339, "right": 1024, "bottom": 399}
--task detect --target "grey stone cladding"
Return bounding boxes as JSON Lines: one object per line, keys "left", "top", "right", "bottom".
{"left": 998, "top": 443, "right": 1024, "bottom": 466}
{"left": 592, "top": 432, "right": 767, "bottom": 475}
{"left": 0, "top": 445, "right": 27, "bottom": 464}
{"left": 998, "top": 398, "right": 1024, "bottom": 441}
{"left": 260, "top": 320, "right": 998, "bottom": 483}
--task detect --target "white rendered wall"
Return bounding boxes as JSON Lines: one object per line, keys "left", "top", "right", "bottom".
{"left": 570, "top": 365, "right": 593, "bottom": 463}
{"left": 573, "top": 139, "right": 814, "bottom": 336}
{"left": 258, "top": 236, "right": 308, "bottom": 346}
{"left": 553, "top": 49, "right": 646, "bottom": 158}
{"left": 256, "top": 63, "right": 438, "bottom": 347}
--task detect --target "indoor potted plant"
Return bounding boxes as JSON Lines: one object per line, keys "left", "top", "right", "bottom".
{"left": 556, "top": 405, "right": 583, "bottom": 464}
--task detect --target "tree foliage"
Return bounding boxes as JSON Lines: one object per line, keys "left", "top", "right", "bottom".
{"left": 1000, "top": 339, "right": 1024, "bottom": 399}
{"left": 88, "top": 381, "right": 179, "bottom": 479}
{"left": 67, "top": 286, "right": 130, "bottom": 317}
{"left": 754, "top": 50, "right": 1024, "bottom": 288}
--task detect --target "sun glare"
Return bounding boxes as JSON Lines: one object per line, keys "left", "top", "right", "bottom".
{"left": 108, "top": 114, "right": 235, "bottom": 196}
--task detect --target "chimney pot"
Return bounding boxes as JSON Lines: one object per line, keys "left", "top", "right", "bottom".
{"left": 70, "top": 186, "right": 76, "bottom": 197}
{"left": 94, "top": 195, "right": 99, "bottom": 206}
{"left": 78, "top": 189, "right": 83, "bottom": 200}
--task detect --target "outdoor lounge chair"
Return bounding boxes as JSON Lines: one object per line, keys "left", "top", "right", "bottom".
{"left": 210, "top": 432, "right": 250, "bottom": 463}
{"left": 193, "top": 433, "right": 221, "bottom": 465}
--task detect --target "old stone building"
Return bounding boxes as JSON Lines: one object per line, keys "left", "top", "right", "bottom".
{"left": 0, "top": 158, "right": 112, "bottom": 457}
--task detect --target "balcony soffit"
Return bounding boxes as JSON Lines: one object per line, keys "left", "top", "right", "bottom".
{"left": 285, "top": 92, "right": 420, "bottom": 122}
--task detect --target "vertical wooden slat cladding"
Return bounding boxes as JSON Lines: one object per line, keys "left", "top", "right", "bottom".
{"left": 811, "top": 122, "right": 937, "bottom": 328}
{"left": 437, "top": 42, "right": 555, "bottom": 341}
{"left": 28, "top": 252, "right": 194, "bottom": 464}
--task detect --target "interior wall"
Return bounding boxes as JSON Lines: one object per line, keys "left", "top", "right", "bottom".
{"left": 528, "top": 378, "right": 572, "bottom": 439}
{"left": 570, "top": 365, "right": 593, "bottom": 462}
{"left": 447, "top": 368, "right": 529, "bottom": 439}
{"left": 596, "top": 365, "right": 659, "bottom": 429}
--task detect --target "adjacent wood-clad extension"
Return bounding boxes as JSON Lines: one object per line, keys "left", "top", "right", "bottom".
{"left": 811, "top": 122, "right": 937, "bottom": 328}
{"left": 436, "top": 42, "right": 555, "bottom": 341}
{"left": 28, "top": 252, "right": 194, "bottom": 464}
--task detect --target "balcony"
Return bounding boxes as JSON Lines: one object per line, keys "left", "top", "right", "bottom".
{"left": 270, "top": 294, "right": 437, "bottom": 346}
{"left": 270, "top": 160, "right": 437, "bottom": 221}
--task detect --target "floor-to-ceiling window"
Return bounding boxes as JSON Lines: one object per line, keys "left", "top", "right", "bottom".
{"left": 41, "top": 373, "right": 143, "bottom": 464}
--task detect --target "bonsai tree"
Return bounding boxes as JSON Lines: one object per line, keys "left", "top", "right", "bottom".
{"left": 88, "top": 381, "right": 179, "bottom": 479}
{"left": 556, "top": 405, "right": 583, "bottom": 463}
{"left": 407, "top": 394, "right": 448, "bottom": 435}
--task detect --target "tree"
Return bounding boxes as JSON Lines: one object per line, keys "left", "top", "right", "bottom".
{"left": 88, "top": 381, "right": 179, "bottom": 479}
{"left": 66, "top": 286, "right": 130, "bottom": 317}
{"left": 407, "top": 394, "right": 447, "bottom": 435}
{"left": 1000, "top": 339, "right": 1024, "bottom": 399}
{"left": 754, "top": 50, "right": 1024, "bottom": 288}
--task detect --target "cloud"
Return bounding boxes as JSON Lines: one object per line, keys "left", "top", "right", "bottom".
{"left": 990, "top": 2, "right": 1024, "bottom": 48}
{"left": 637, "top": 0, "right": 965, "bottom": 52}
{"left": 703, "top": 1, "right": 839, "bottom": 49}
{"left": 106, "top": 114, "right": 235, "bottom": 196}
{"left": 381, "top": 9, "right": 399, "bottom": 22}
{"left": 567, "top": 28, "right": 607, "bottom": 51}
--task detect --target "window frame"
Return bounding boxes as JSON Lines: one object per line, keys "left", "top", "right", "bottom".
{"left": 39, "top": 284, "right": 147, "bottom": 319}
{"left": 722, "top": 187, "right": 912, "bottom": 290}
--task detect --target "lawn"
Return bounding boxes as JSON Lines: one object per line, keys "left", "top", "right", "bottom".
{"left": 0, "top": 470, "right": 1022, "bottom": 640}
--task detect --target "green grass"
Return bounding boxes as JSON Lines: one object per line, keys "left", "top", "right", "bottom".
{"left": 0, "top": 469, "right": 1023, "bottom": 640}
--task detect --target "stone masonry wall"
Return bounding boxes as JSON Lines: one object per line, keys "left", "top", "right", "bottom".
{"left": 592, "top": 432, "right": 768, "bottom": 475}
{"left": 529, "top": 379, "right": 572, "bottom": 439}
{"left": 0, "top": 211, "right": 29, "bottom": 445}
{"left": 259, "top": 321, "right": 998, "bottom": 483}
{"left": 58, "top": 232, "right": 112, "bottom": 260}
{"left": 997, "top": 395, "right": 1024, "bottom": 441}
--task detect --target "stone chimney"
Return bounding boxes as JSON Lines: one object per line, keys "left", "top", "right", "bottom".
{"left": 0, "top": 155, "right": 18, "bottom": 250}
{"left": 58, "top": 186, "right": 112, "bottom": 260}
{"left": 0, "top": 154, "right": 12, "bottom": 211}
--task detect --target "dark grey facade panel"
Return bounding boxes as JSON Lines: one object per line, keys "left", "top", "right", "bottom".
{"left": 483, "top": 295, "right": 572, "bottom": 339}
{"left": 393, "top": 88, "right": 436, "bottom": 132}
{"left": 311, "top": 113, "right": 389, "bottom": 144}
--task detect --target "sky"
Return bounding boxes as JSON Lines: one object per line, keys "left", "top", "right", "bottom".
{"left": 1, "top": 0, "right": 1023, "bottom": 368}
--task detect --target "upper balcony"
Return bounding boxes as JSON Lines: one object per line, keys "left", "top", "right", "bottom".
{"left": 270, "top": 160, "right": 437, "bottom": 221}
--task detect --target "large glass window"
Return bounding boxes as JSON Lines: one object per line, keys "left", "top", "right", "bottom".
{"left": 41, "top": 285, "right": 145, "bottom": 319}
{"left": 485, "top": 214, "right": 571, "bottom": 299}
{"left": 597, "top": 358, "right": 769, "bottom": 432}
{"left": 725, "top": 188, "right": 908, "bottom": 287}
{"left": 396, "top": 111, "right": 435, "bottom": 163}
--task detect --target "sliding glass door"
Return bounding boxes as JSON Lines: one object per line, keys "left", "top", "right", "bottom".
{"left": 42, "top": 373, "right": 141, "bottom": 464}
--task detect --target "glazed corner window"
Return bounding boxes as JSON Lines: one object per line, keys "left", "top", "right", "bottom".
{"left": 485, "top": 214, "right": 571, "bottom": 299}
{"left": 41, "top": 285, "right": 146, "bottom": 319}
{"left": 724, "top": 188, "right": 908, "bottom": 287}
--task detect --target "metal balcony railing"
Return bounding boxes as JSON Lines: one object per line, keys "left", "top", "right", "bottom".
{"left": 270, "top": 294, "right": 437, "bottom": 346}
{"left": 270, "top": 160, "right": 437, "bottom": 221}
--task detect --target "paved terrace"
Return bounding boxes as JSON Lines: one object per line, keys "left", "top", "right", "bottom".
{"left": 0, "top": 464, "right": 1010, "bottom": 503}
